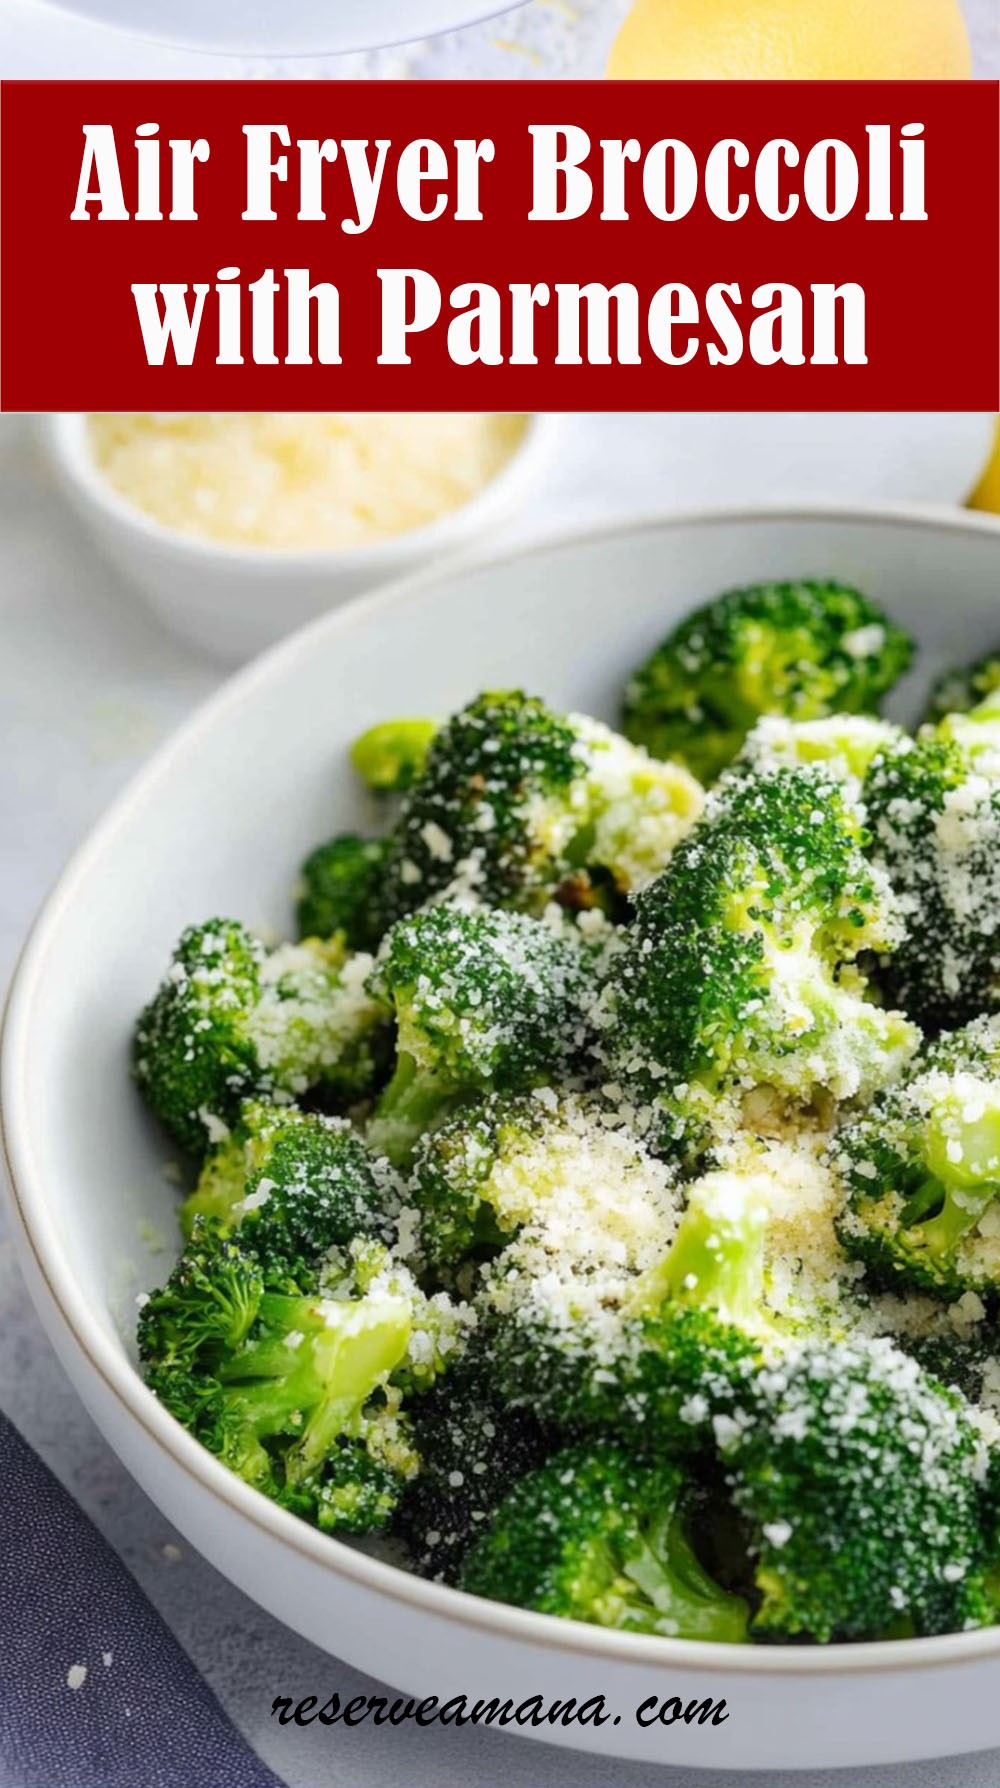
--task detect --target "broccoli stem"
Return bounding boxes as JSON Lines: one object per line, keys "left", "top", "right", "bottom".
{"left": 286, "top": 1302, "right": 413, "bottom": 1484}
{"left": 623, "top": 1510, "right": 749, "bottom": 1643}
{"left": 366, "top": 1052, "right": 458, "bottom": 1166}
{"left": 900, "top": 1176, "right": 999, "bottom": 1260}
{"left": 216, "top": 1293, "right": 326, "bottom": 1378}
{"left": 902, "top": 1088, "right": 1000, "bottom": 1258}
{"left": 216, "top": 1291, "right": 413, "bottom": 1487}
{"left": 212, "top": 1412, "right": 277, "bottom": 1492}
{"left": 350, "top": 720, "right": 437, "bottom": 792}
{"left": 628, "top": 1180, "right": 769, "bottom": 1327}
{"left": 180, "top": 1136, "right": 247, "bottom": 1238}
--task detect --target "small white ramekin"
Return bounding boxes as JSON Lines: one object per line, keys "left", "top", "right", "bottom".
{"left": 41, "top": 412, "right": 561, "bottom": 663}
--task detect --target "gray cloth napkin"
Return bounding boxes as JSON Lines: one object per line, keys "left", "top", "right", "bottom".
{"left": 0, "top": 1409, "right": 286, "bottom": 1788}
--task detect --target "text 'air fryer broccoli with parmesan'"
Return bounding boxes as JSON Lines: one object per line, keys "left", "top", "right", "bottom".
{"left": 133, "top": 577, "right": 1000, "bottom": 1647}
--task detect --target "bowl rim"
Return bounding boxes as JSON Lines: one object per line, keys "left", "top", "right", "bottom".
{"left": 41, "top": 411, "right": 558, "bottom": 572}
{"left": 18, "top": 0, "right": 528, "bottom": 61}
{"left": 6, "top": 497, "right": 1000, "bottom": 1682}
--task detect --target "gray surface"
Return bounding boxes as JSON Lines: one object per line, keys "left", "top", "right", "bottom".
{"left": 3, "top": 394, "right": 1000, "bottom": 1788}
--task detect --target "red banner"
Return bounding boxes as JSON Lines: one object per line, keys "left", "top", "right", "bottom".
{"left": 1, "top": 79, "right": 997, "bottom": 410}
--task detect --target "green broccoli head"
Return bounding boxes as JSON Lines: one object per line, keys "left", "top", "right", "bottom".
{"left": 380, "top": 690, "right": 577, "bottom": 920}
{"left": 296, "top": 834, "right": 389, "bottom": 953}
{"left": 924, "top": 650, "right": 1000, "bottom": 727}
{"left": 365, "top": 905, "right": 595, "bottom": 1166}
{"left": 719, "top": 1334, "right": 994, "bottom": 1642}
{"left": 377, "top": 691, "right": 702, "bottom": 926}
{"left": 410, "top": 1089, "right": 678, "bottom": 1280}
{"left": 564, "top": 712, "right": 704, "bottom": 903}
{"left": 181, "top": 1100, "right": 402, "bottom": 1289}
{"left": 133, "top": 919, "right": 265, "bottom": 1156}
{"left": 594, "top": 766, "right": 918, "bottom": 1159}
{"left": 215, "top": 1275, "right": 417, "bottom": 1502}
{"left": 409, "top": 1095, "right": 544, "bottom": 1277}
{"left": 134, "top": 921, "right": 389, "bottom": 1156}
{"left": 865, "top": 715, "right": 1000, "bottom": 1033}
{"left": 141, "top": 1224, "right": 469, "bottom": 1532}
{"left": 138, "top": 1216, "right": 264, "bottom": 1374}
{"left": 476, "top": 1129, "right": 771, "bottom": 1443}
{"left": 622, "top": 579, "right": 914, "bottom": 785}
{"left": 834, "top": 1015, "right": 1000, "bottom": 1301}
{"left": 602, "top": 1166, "right": 777, "bottom": 1444}
{"left": 249, "top": 937, "right": 389, "bottom": 1109}
{"left": 628, "top": 1162, "right": 771, "bottom": 1330}
{"left": 399, "top": 1345, "right": 552, "bottom": 1582}
{"left": 304, "top": 1427, "right": 417, "bottom": 1534}
{"left": 483, "top": 1138, "right": 868, "bottom": 1460}
{"left": 460, "top": 1441, "right": 749, "bottom": 1644}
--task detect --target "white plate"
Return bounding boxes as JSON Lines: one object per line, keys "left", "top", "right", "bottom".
{"left": 22, "top": 0, "right": 519, "bottom": 56}
{"left": 5, "top": 504, "right": 1000, "bottom": 1772}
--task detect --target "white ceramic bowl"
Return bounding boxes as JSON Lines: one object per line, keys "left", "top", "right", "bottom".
{"left": 6, "top": 505, "right": 1000, "bottom": 1773}
{"left": 25, "top": 0, "right": 523, "bottom": 57}
{"left": 41, "top": 413, "right": 558, "bottom": 663}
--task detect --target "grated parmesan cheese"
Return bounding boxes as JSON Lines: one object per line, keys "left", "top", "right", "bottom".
{"left": 88, "top": 413, "right": 529, "bottom": 551}
{"left": 477, "top": 1097, "right": 681, "bottom": 1363}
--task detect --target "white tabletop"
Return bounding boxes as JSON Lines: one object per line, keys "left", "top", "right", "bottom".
{"left": 3, "top": 402, "right": 1000, "bottom": 1786}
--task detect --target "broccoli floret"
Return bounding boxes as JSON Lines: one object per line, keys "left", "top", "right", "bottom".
{"left": 377, "top": 691, "right": 702, "bottom": 926}
{"left": 734, "top": 713, "right": 904, "bottom": 791}
{"left": 595, "top": 1170, "right": 779, "bottom": 1442}
{"left": 134, "top": 921, "right": 388, "bottom": 1155}
{"left": 834, "top": 1014, "right": 1000, "bottom": 1301}
{"left": 141, "top": 1225, "right": 468, "bottom": 1533}
{"left": 399, "top": 1347, "right": 551, "bottom": 1582}
{"left": 865, "top": 705, "right": 1000, "bottom": 1032}
{"left": 350, "top": 720, "right": 437, "bottom": 792}
{"left": 410, "top": 1090, "right": 679, "bottom": 1281}
{"left": 491, "top": 1180, "right": 997, "bottom": 1642}
{"left": 480, "top": 1148, "right": 775, "bottom": 1443}
{"left": 380, "top": 691, "right": 575, "bottom": 920}
{"left": 138, "top": 1217, "right": 264, "bottom": 1375}
{"left": 251, "top": 938, "right": 389, "bottom": 1109}
{"left": 622, "top": 580, "right": 913, "bottom": 785}
{"left": 296, "top": 835, "right": 389, "bottom": 953}
{"left": 365, "top": 905, "right": 595, "bottom": 1166}
{"left": 924, "top": 650, "right": 1000, "bottom": 727}
{"left": 304, "top": 1434, "right": 413, "bottom": 1533}
{"left": 594, "top": 766, "right": 918, "bottom": 1160}
{"left": 181, "top": 1101, "right": 401, "bottom": 1286}
{"left": 217, "top": 1274, "right": 418, "bottom": 1519}
{"left": 133, "top": 920, "right": 263, "bottom": 1157}
{"left": 718, "top": 1334, "right": 995, "bottom": 1641}
{"left": 630, "top": 1163, "right": 771, "bottom": 1332}
{"left": 566, "top": 712, "right": 704, "bottom": 903}
{"left": 408, "top": 1099, "right": 530, "bottom": 1277}
{"left": 460, "top": 1441, "right": 749, "bottom": 1643}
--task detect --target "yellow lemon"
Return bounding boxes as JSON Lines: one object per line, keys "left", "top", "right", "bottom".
{"left": 968, "top": 420, "right": 1000, "bottom": 515}
{"left": 607, "top": 0, "right": 972, "bottom": 81}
